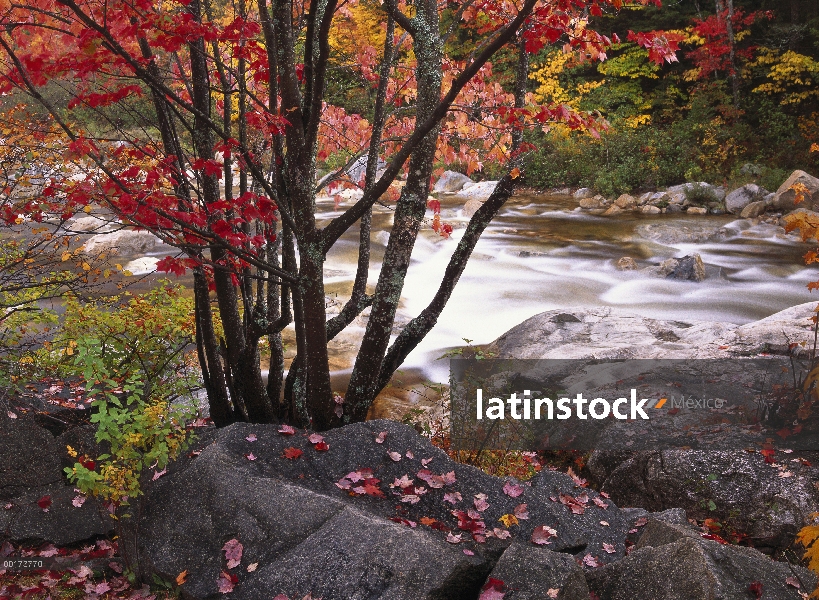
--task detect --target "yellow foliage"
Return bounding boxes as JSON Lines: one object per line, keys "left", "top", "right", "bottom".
{"left": 499, "top": 513, "right": 519, "bottom": 528}
{"left": 751, "top": 50, "right": 819, "bottom": 106}
{"left": 797, "top": 515, "right": 819, "bottom": 597}
{"left": 329, "top": 0, "right": 387, "bottom": 59}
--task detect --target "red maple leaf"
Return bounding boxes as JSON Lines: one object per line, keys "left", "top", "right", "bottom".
{"left": 282, "top": 447, "right": 303, "bottom": 460}
{"left": 37, "top": 495, "right": 52, "bottom": 511}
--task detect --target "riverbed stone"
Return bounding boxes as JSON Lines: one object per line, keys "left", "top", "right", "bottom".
{"left": 579, "top": 197, "right": 604, "bottom": 209}
{"left": 433, "top": 170, "right": 473, "bottom": 193}
{"left": 740, "top": 200, "right": 766, "bottom": 218}
{"left": 665, "top": 254, "right": 705, "bottom": 282}
{"left": 725, "top": 183, "right": 768, "bottom": 214}
{"left": 614, "top": 194, "right": 636, "bottom": 209}
{"left": 771, "top": 169, "right": 819, "bottom": 211}
{"left": 82, "top": 229, "right": 160, "bottom": 256}
{"left": 452, "top": 180, "right": 498, "bottom": 203}
{"left": 686, "top": 206, "right": 707, "bottom": 215}
{"left": 603, "top": 205, "right": 622, "bottom": 216}
{"left": 633, "top": 222, "right": 732, "bottom": 244}
{"left": 616, "top": 257, "right": 638, "bottom": 270}
{"left": 641, "top": 205, "right": 661, "bottom": 214}
{"left": 573, "top": 188, "right": 594, "bottom": 199}
{"left": 781, "top": 207, "right": 819, "bottom": 239}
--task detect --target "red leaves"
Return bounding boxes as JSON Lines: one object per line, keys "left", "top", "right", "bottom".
{"left": 68, "top": 85, "right": 143, "bottom": 110}
{"left": 37, "top": 495, "right": 52, "bottom": 511}
{"left": 156, "top": 256, "right": 188, "bottom": 277}
{"left": 217, "top": 570, "right": 237, "bottom": 594}
{"left": 502, "top": 481, "right": 524, "bottom": 498}
{"left": 479, "top": 578, "right": 507, "bottom": 600}
{"left": 531, "top": 525, "right": 557, "bottom": 545}
{"left": 559, "top": 493, "right": 588, "bottom": 515}
{"left": 627, "top": 30, "right": 685, "bottom": 65}
{"left": 278, "top": 424, "right": 296, "bottom": 435}
{"left": 282, "top": 447, "right": 303, "bottom": 460}
{"left": 747, "top": 580, "right": 763, "bottom": 598}
{"left": 417, "top": 469, "right": 456, "bottom": 489}
{"left": 337, "top": 469, "right": 385, "bottom": 498}
{"left": 309, "top": 434, "right": 329, "bottom": 451}
{"left": 222, "top": 538, "right": 243, "bottom": 569}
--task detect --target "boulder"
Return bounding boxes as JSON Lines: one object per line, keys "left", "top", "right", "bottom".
{"left": 634, "top": 223, "right": 732, "bottom": 244}
{"left": 126, "top": 420, "right": 642, "bottom": 599}
{"left": 781, "top": 208, "right": 819, "bottom": 239}
{"left": 433, "top": 170, "right": 473, "bottom": 193}
{"left": 67, "top": 215, "right": 119, "bottom": 233}
{"left": 740, "top": 200, "right": 766, "bottom": 218}
{"left": 725, "top": 183, "right": 768, "bottom": 214}
{"left": 463, "top": 197, "right": 485, "bottom": 218}
{"left": 587, "top": 449, "right": 819, "bottom": 551}
{"left": 586, "top": 516, "right": 815, "bottom": 599}
{"left": 771, "top": 170, "right": 819, "bottom": 212}
{"left": 0, "top": 482, "right": 111, "bottom": 546}
{"left": 573, "top": 188, "right": 594, "bottom": 200}
{"left": 486, "top": 302, "right": 819, "bottom": 361}
{"left": 82, "top": 229, "right": 160, "bottom": 256}
{"left": 616, "top": 257, "right": 638, "bottom": 271}
{"left": 666, "top": 182, "right": 726, "bottom": 201}
{"left": 665, "top": 254, "right": 705, "bottom": 282}
{"left": 452, "top": 180, "right": 498, "bottom": 202}
{"left": 602, "top": 205, "right": 622, "bottom": 216}
{"left": 641, "top": 205, "right": 661, "bottom": 214}
{"left": 637, "top": 192, "right": 653, "bottom": 205}
{"left": 123, "top": 256, "right": 159, "bottom": 275}
{"left": 0, "top": 412, "right": 63, "bottom": 501}
{"left": 483, "top": 543, "right": 590, "bottom": 600}
{"left": 614, "top": 194, "right": 636, "bottom": 209}
{"left": 579, "top": 197, "right": 604, "bottom": 210}
{"left": 686, "top": 206, "right": 707, "bottom": 215}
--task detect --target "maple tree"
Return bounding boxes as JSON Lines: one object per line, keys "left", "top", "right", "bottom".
{"left": 0, "top": 0, "right": 678, "bottom": 430}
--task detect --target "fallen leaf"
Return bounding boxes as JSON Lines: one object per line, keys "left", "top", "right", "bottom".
{"left": 72, "top": 495, "right": 86, "bottom": 508}
{"left": 600, "top": 520, "right": 610, "bottom": 526}
{"left": 446, "top": 532, "right": 462, "bottom": 544}
{"left": 463, "top": 549, "right": 475, "bottom": 556}
{"left": 498, "top": 514, "right": 519, "bottom": 528}
{"left": 479, "top": 577, "right": 506, "bottom": 600}
{"left": 94, "top": 581, "right": 111, "bottom": 594}
{"left": 176, "top": 570, "right": 188, "bottom": 585}
{"left": 245, "top": 434, "right": 257, "bottom": 442}
{"left": 37, "top": 495, "right": 51, "bottom": 511}
{"left": 283, "top": 447, "right": 303, "bottom": 460}
{"left": 492, "top": 528, "right": 512, "bottom": 539}
{"left": 278, "top": 424, "right": 296, "bottom": 435}
{"left": 547, "top": 590, "right": 559, "bottom": 599}
{"left": 39, "top": 544, "right": 58, "bottom": 557}
{"left": 313, "top": 441, "right": 330, "bottom": 451}
{"left": 593, "top": 497, "right": 608, "bottom": 509}
{"left": 531, "top": 525, "right": 557, "bottom": 545}
{"left": 375, "top": 431, "right": 387, "bottom": 443}
{"left": 308, "top": 433, "right": 324, "bottom": 444}
{"left": 247, "top": 562, "right": 258, "bottom": 572}
{"left": 223, "top": 538, "right": 243, "bottom": 569}
{"left": 778, "top": 470, "right": 793, "bottom": 478}
{"left": 245, "top": 453, "right": 257, "bottom": 461}
{"left": 503, "top": 481, "right": 524, "bottom": 498}
{"left": 406, "top": 450, "right": 414, "bottom": 459}
{"left": 514, "top": 503, "right": 529, "bottom": 520}
{"left": 602, "top": 542, "right": 616, "bottom": 554}
{"left": 583, "top": 554, "right": 601, "bottom": 567}
{"left": 785, "top": 576, "right": 800, "bottom": 589}
{"left": 421, "top": 458, "right": 433, "bottom": 466}
{"left": 444, "top": 492, "right": 462, "bottom": 504}
{"left": 152, "top": 468, "right": 167, "bottom": 481}
{"left": 388, "top": 451, "right": 402, "bottom": 462}
{"left": 474, "top": 494, "right": 489, "bottom": 512}
{"left": 7, "top": 411, "right": 16, "bottom": 419}
{"left": 217, "top": 571, "right": 236, "bottom": 593}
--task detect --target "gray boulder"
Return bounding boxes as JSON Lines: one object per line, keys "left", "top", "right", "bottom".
{"left": 433, "top": 170, "right": 473, "bottom": 193}
{"left": 771, "top": 170, "right": 819, "bottom": 212}
{"left": 82, "top": 229, "right": 160, "bottom": 256}
{"left": 573, "top": 188, "right": 594, "bottom": 200}
{"left": 634, "top": 222, "right": 733, "bottom": 244}
{"left": 483, "top": 543, "right": 589, "bottom": 600}
{"left": 725, "top": 183, "right": 769, "bottom": 214}
{"left": 126, "top": 420, "right": 642, "bottom": 599}
{"left": 0, "top": 482, "right": 111, "bottom": 546}
{"left": 740, "top": 200, "right": 766, "bottom": 218}
{"left": 587, "top": 448, "right": 819, "bottom": 551}
{"left": 453, "top": 180, "right": 499, "bottom": 202}
{"left": 666, "top": 182, "right": 726, "bottom": 201}
{"left": 587, "top": 525, "right": 814, "bottom": 599}
{"left": 0, "top": 412, "right": 63, "bottom": 501}
{"left": 665, "top": 254, "right": 705, "bottom": 282}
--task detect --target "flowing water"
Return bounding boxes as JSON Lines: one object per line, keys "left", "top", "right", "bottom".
{"left": 317, "top": 192, "right": 819, "bottom": 385}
